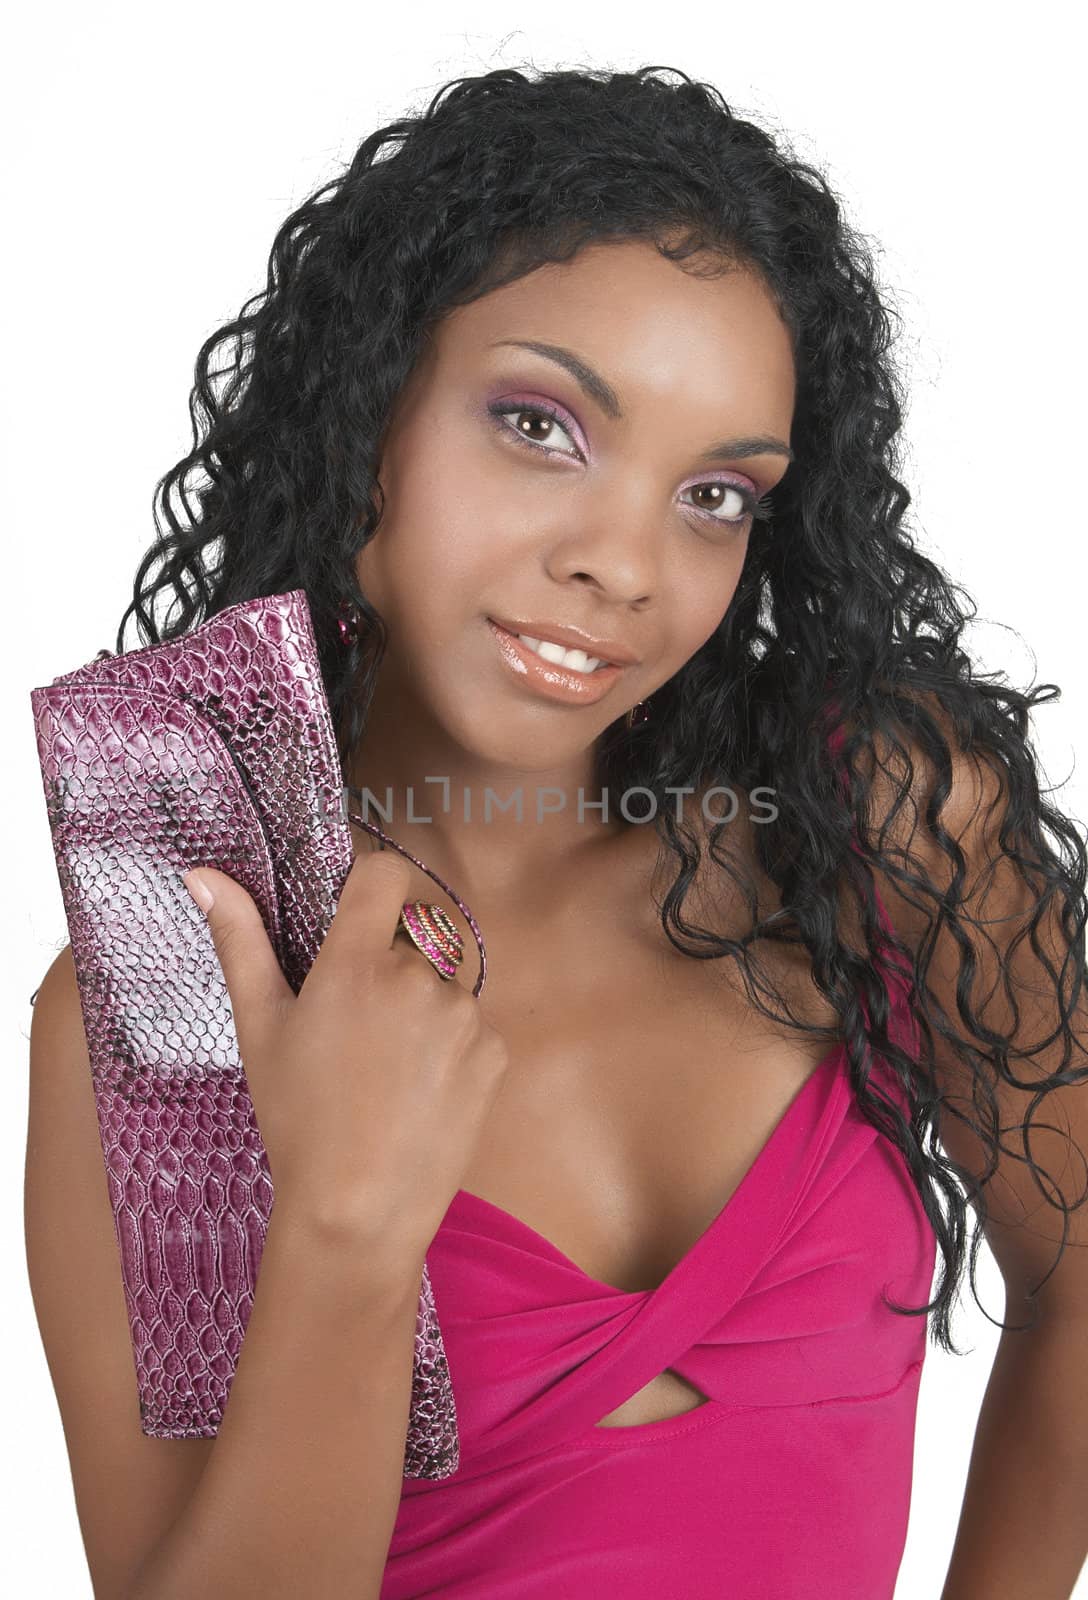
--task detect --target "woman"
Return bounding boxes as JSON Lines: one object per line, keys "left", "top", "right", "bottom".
{"left": 25, "top": 64, "right": 1088, "bottom": 1600}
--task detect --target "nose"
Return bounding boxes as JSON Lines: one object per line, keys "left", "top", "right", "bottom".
{"left": 542, "top": 506, "right": 659, "bottom": 607}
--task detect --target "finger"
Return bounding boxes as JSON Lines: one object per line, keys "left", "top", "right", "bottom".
{"left": 317, "top": 848, "right": 418, "bottom": 972}
{"left": 182, "top": 867, "right": 295, "bottom": 1059}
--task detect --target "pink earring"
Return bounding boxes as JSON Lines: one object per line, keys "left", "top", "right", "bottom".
{"left": 337, "top": 598, "right": 361, "bottom": 646}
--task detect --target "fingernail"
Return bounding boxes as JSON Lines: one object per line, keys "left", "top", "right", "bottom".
{"left": 183, "top": 869, "right": 214, "bottom": 913}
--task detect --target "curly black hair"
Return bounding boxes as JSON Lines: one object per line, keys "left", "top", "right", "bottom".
{"left": 114, "top": 63, "right": 1088, "bottom": 1356}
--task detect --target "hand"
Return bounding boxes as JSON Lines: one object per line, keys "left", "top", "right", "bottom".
{"left": 182, "top": 851, "right": 509, "bottom": 1251}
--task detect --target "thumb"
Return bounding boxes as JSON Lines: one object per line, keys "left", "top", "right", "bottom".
{"left": 182, "top": 867, "right": 295, "bottom": 1057}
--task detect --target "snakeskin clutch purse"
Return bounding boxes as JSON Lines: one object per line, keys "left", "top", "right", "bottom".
{"left": 29, "top": 587, "right": 460, "bottom": 1479}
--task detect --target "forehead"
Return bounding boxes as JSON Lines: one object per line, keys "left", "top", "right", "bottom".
{"left": 434, "top": 237, "right": 796, "bottom": 423}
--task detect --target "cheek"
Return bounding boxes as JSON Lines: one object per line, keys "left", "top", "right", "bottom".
{"left": 649, "top": 573, "right": 744, "bottom": 682}
{"left": 355, "top": 513, "right": 505, "bottom": 642}
{"left": 369, "top": 424, "right": 512, "bottom": 597}
{"left": 667, "top": 556, "right": 747, "bottom": 657}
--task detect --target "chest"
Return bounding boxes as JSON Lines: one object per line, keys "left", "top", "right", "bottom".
{"left": 368, "top": 811, "right": 855, "bottom": 1431}
{"left": 459, "top": 889, "right": 842, "bottom": 1300}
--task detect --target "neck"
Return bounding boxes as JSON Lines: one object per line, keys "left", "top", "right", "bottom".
{"left": 341, "top": 695, "right": 631, "bottom": 903}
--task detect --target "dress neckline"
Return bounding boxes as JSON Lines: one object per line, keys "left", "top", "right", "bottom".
{"left": 447, "top": 1042, "right": 849, "bottom": 1300}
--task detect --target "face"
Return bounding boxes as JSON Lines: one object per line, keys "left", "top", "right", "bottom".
{"left": 354, "top": 236, "right": 796, "bottom": 776}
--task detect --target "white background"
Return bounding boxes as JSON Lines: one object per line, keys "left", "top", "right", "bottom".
{"left": 3, "top": 3, "right": 1085, "bottom": 1595}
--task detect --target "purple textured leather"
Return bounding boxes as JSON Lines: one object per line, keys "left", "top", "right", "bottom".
{"left": 29, "top": 588, "right": 460, "bottom": 1478}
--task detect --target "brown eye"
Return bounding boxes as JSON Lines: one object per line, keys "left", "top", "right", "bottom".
{"left": 686, "top": 482, "right": 751, "bottom": 522}
{"left": 488, "top": 403, "right": 582, "bottom": 460}
{"left": 682, "top": 479, "right": 771, "bottom": 529}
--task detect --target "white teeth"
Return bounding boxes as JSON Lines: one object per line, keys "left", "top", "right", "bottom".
{"left": 517, "top": 633, "right": 603, "bottom": 673}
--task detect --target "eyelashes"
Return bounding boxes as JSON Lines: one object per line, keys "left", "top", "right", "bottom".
{"left": 485, "top": 399, "right": 775, "bottom": 531}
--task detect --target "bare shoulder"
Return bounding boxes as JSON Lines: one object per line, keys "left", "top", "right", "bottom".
{"left": 26, "top": 946, "right": 213, "bottom": 1599}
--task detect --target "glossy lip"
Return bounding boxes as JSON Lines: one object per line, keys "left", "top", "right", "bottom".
{"left": 486, "top": 618, "right": 627, "bottom": 706}
{"left": 486, "top": 614, "right": 641, "bottom": 667}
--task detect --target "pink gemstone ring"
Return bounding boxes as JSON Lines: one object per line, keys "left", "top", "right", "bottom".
{"left": 396, "top": 901, "right": 465, "bottom": 981}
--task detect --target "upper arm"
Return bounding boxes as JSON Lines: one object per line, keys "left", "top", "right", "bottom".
{"left": 855, "top": 699, "right": 1088, "bottom": 1318}
{"left": 25, "top": 945, "right": 214, "bottom": 1600}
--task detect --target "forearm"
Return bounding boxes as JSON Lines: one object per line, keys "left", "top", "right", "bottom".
{"left": 128, "top": 1199, "right": 426, "bottom": 1600}
{"left": 940, "top": 1320, "right": 1088, "bottom": 1600}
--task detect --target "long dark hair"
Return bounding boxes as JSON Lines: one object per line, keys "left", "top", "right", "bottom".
{"left": 114, "top": 64, "right": 1087, "bottom": 1355}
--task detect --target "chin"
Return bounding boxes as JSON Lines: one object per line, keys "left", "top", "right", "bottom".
{"left": 444, "top": 715, "right": 596, "bottom": 786}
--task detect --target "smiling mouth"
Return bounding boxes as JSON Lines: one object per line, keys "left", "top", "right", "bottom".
{"left": 486, "top": 618, "right": 629, "bottom": 706}
{"left": 503, "top": 630, "right": 611, "bottom": 674}
{"left": 485, "top": 614, "right": 641, "bottom": 670}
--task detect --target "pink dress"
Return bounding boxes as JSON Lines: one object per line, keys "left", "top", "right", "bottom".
{"left": 380, "top": 880, "right": 937, "bottom": 1599}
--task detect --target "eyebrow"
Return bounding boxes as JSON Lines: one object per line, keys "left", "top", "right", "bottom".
{"left": 488, "top": 337, "right": 795, "bottom": 465}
